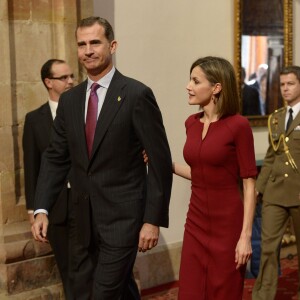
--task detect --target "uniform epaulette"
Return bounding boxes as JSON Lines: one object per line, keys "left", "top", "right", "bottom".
{"left": 272, "top": 107, "right": 285, "bottom": 115}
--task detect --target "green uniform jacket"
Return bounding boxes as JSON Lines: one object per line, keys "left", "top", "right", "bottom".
{"left": 256, "top": 107, "right": 300, "bottom": 206}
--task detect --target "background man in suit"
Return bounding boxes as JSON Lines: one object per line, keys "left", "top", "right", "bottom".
{"left": 23, "top": 59, "right": 75, "bottom": 299}
{"left": 249, "top": 64, "right": 268, "bottom": 115}
{"left": 252, "top": 66, "right": 300, "bottom": 300}
{"left": 31, "top": 16, "right": 173, "bottom": 299}
{"left": 241, "top": 67, "right": 261, "bottom": 115}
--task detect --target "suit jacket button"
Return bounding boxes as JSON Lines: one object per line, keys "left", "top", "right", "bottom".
{"left": 285, "top": 137, "right": 289, "bottom": 142}
{"left": 284, "top": 173, "right": 288, "bottom": 178}
{"left": 285, "top": 162, "right": 289, "bottom": 165}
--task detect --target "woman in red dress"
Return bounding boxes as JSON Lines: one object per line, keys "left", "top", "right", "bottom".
{"left": 175, "top": 56, "right": 257, "bottom": 299}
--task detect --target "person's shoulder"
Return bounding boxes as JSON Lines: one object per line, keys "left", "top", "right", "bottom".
{"left": 270, "top": 106, "right": 285, "bottom": 118}
{"left": 244, "top": 84, "right": 260, "bottom": 96}
{"left": 59, "top": 81, "right": 87, "bottom": 105}
{"left": 65, "top": 81, "right": 87, "bottom": 95}
{"left": 185, "top": 113, "right": 201, "bottom": 127}
{"left": 125, "top": 76, "right": 149, "bottom": 90}
{"left": 225, "top": 114, "right": 250, "bottom": 126}
{"left": 25, "top": 102, "right": 49, "bottom": 121}
{"left": 115, "top": 70, "right": 150, "bottom": 91}
{"left": 223, "top": 114, "right": 251, "bottom": 132}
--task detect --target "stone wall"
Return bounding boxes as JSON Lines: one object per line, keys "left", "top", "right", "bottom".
{"left": 0, "top": 0, "right": 92, "bottom": 298}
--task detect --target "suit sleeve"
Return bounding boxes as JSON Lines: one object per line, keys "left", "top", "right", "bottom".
{"left": 132, "top": 86, "right": 173, "bottom": 228}
{"left": 256, "top": 136, "right": 274, "bottom": 194}
{"left": 34, "top": 98, "right": 71, "bottom": 212}
{"left": 23, "top": 114, "right": 41, "bottom": 210}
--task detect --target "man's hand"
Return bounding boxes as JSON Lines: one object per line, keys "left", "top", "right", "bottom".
{"left": 31, "top": 213, "right": 49, "bottom": 243}
{"left": 142, "top": 150, "right": 148, "bottom": 164}
{"left": 256, "top": 189, "right": 263, "bottom": 202}
{"left": 138, "top": 223, "right": 159, "bottom": 252}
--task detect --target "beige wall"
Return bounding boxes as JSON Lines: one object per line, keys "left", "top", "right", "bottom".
{"left": 94, "top": 0, "right": 300, "bottom": 246}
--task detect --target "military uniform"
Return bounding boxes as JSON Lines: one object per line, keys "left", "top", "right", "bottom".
{"left": 252, "top": 106, "right": 300, "bottom": 300}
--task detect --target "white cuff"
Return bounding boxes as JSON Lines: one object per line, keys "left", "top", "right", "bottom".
{"left": 34, "top": 209, "right": 48, "bottom": 216}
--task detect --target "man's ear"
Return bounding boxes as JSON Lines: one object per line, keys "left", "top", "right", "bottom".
{"left": 44, "top": 78, "right": 52, "bottom": 89}
{"left": 110, "top": 40, "right": 118, "bottom": 54}
{"left": 213, "top": 83, "right": 222, "bottom": 95}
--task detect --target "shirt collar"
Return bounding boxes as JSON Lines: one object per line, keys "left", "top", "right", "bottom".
{"left": 87, "top": 66, "right": 116, "bottom": 91}
{"left": 287, "top": 102, "right": 300, "bottom": 117}
{"left": 48, "top": 98, "right": 58, "bottom": 119}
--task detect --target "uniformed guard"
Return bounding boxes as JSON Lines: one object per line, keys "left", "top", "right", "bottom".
{"left": 252, "top": 66, "right": 300, "bottom": 300}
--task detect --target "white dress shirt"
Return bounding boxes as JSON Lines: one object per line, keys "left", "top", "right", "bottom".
{"left": 48, "top": 99, "right": 58, "bottom": 120}
{"left": 34, "top": 67, "right": 116, "bottom": 216}
{"left": 85, "top": 66, "right": 115, "bottom": 120}
{"left": 286, "top": 102, "right": 300, "bottom": 129}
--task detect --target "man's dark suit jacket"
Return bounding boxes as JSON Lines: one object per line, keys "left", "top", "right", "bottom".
{"left": 35, "top": 69, "right": 173, "bottom": 247}
{"left": 242, "top": 84, "right": 261, "bottom": 116}
{"left": 23, "top": 102, "right": 72, "bottom": 299}
{"left": 23, "top": 103, "right": 67, "bottom": 223}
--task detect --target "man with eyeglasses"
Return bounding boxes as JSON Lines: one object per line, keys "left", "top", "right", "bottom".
{"left": 23, "top": 59, "right": 75, "bottom": 299}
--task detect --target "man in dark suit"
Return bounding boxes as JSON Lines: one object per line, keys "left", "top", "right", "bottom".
{"left": 252, "top": 66, "right": 300, "bottom": 300}
{"left": 23, "top": 59, "right": 75, "bottom": 299}
{"left": 31, "top": 16, "right": 173, "bottom": 299}
{"left": 241, "top": 67, "right": 261, "bottom": 115}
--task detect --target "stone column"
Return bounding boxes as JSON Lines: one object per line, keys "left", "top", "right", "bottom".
{"left": 0, "top": 0, "right": 92, "bottom": 298}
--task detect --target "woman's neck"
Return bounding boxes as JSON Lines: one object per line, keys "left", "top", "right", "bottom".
{"left": 201, "top": 107, "right": 219, "bottom": 123}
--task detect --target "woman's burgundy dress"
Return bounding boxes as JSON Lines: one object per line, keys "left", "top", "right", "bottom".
{"left": 178, "top": 113, "right": 257, "bottom": 300}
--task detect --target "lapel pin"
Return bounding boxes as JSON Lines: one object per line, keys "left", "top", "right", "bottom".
{"left": 117, "top": 96, "right": 122, "bottom": 102}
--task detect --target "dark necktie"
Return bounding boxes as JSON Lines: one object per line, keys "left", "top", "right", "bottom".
{"left": 286, "top": 108, "right": 293, "bottom": 132}
{"left": 85, "top": 83, "right": 100, "bottom": 158}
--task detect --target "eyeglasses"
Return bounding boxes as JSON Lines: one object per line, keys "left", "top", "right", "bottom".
{"left": 49, "top": 74, "right": 75, "bottom": 81}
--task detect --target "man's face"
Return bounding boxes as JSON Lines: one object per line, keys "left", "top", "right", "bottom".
{"left": 76, "top": 23, "right": 117, "bottom": 79}
{"left": 45, "top": 63, "right": 74, "bottom": 101}
{"left": 280, "top": 73, "right": 300, "bottom": 106}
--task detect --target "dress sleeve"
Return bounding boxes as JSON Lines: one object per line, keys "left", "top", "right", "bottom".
{"left": 233, "top": 116, "right": 258, "bottom": 178}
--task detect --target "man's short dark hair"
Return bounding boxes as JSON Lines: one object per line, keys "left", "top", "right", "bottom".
{"left": 40, "top": 59, "right": 66, "bottom": 88}
{"left": 76, "top": 16, "right": 114, "bottom": 42}
{"left": 280, "top": 66, "right": 300, "bottom": 82}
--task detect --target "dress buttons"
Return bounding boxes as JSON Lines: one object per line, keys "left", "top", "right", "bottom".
{"left": 284, "top": 174, "right": 288, "bottom": 178}
{"left": 285, "top": 162, "right": 289, "bottom": 165}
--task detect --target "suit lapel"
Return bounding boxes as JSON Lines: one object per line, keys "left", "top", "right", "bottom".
{"left": 287, "top": 108, "right": 300, "bottom": 135}
{"left": 89, "top": 71, "right": 127, "bottom": 163}
{"left": 40, "top": 102, "right": 53, "bottom": 133}
{"left": 73, "top": 81, "right": 90, "bottom": 166}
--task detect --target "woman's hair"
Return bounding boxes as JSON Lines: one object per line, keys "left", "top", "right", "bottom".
{"left": 190, "top": 56, "right": 240, "bottom": 117}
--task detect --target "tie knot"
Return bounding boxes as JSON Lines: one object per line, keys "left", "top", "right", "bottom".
{"left": 91, "top": 82, "right": 100, "bottom": 93}
{"left": 289, "top": 108, "right": 293, "bottom": 114}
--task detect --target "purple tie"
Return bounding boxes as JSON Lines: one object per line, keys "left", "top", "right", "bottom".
{"left": 85, "top": 82, "right": 100, "bottom": 158}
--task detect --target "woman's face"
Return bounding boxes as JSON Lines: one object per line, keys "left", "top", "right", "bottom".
{"left": 186, "top": 66, "right": 215, "bottom": 106}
